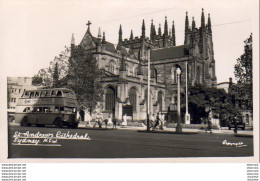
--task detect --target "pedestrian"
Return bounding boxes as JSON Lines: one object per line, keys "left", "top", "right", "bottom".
{"left": 150, "top": 114, "right": 155, "bottom": 130}
{"left": 160, "top": 113, "right": 165, "bottom": 130}
{"left": 122, "top": 114, "right": 127, "bottom": 128}
{"left": 234, "top": 115, "right": 238, "bottom": 134}
{"left": 112, "top": 118, "right": 117, "bottom": 129}
{"left": 93, "top": 113, "right": 103, "bottom": 128}
{"left": 99, "top": 113, "right": 104, "bottom": 128}
{"left": 153, "top": 112, "right": 160, "bottom": 130}
{"left": 84, "top": 110, "right": 91, "bottom": 127}
{"left": 107, "top": 113, "right": 113, "bottom": 127}
{"left": 205, "top": 109, "right": 213, "bottom": 133}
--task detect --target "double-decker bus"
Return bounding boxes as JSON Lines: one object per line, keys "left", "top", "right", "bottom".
{"left": 15, "top": 88, "right": 79, "bottom": 128}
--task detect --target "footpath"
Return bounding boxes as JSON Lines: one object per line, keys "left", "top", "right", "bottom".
{"left": 78, "top": 122, "right": 253, "bottom": 137}
{"left": 9, "top": 121, "right": 253, "bottom": 137}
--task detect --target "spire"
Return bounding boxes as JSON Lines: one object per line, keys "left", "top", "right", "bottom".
{"left": 71, "top": 33, "right": 75, "bottom": 45}
{"left": 153, "top": 25, "right": 156, "bottom": 35}
{"left": 150, "top": 19, "right": 154, "bottom": 40}
{"left": 53, "top": 62, "right": 59, "bottom": 87}
{"left": 98, "top": 27, "right": 101, "bottom": 38}
{"left": 208, "top": 13, "right": 212, "bottom": 34}
{"left": 142, "top": 19, "right": 145, "bottom": 38}
{"left": 184, "top": 11, "right": 189, "bottom": 44}
{"left": 158, "top": 24, "right": 162, "bottom": 36}
{"left": 192, "top": 16, "right": 196, "bottom": 31}
{"left": 201, "top": 8, "right": 205, "bottom": 29}
{"left": 130, "top": 30, "right": 133, "bottom": 40}
{"left": 102, "top": 32, "right": 106, "bottom": 44}
{"left": 164, "top": 16, "right": 168, "bottom": 36}
{"left": 172, "top": 21, "right": 176, "bottom": 46}
{"left": 86, "top": 21, "right": 91, "bottom": 33}
{"left": 119, "top": 24, "right": 122, "bottom": 44}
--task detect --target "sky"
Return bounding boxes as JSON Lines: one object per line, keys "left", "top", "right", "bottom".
{"left": 0, "top": 0, "right": 258, "bottom": 83}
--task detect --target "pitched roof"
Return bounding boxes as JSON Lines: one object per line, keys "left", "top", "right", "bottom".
{"left": 151, "top": 44, "right": 190, "bottom": 61}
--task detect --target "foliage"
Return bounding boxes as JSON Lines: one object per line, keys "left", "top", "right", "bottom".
{"left": 67, "top": 53, "right": 104, "bottom": 112}
{"left": 233, "top": 34, "right": 253, "bottom": 113}
{"left": 32, "top": 46, "right": 70, "bottom": 87}
{"left": 186, "top": 84, "right": 235, "bottom": 123}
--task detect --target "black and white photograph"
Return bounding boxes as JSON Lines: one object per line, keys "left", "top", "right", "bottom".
{"left": 1, "top": 0, "right": 259, "bottom": 165}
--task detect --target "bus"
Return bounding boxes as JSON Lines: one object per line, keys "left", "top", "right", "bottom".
{"left": 15, "top": 88, "right": 79, "bottom": 128}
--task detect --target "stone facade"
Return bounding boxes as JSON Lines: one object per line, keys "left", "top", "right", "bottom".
{"left": 69, "top": 9, "right": 217, "bottom": 122}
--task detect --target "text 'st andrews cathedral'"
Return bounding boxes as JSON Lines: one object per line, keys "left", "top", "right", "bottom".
{"left": 69, "top": 8, "right": 217, "bottom": 122}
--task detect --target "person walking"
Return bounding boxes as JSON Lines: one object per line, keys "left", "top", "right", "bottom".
{"left": 122, "top": 114, "right": 127, "bottom": 128}
{"left": 150, "top": 114, "right": 155, "bottom": 130}
{"left": 93, "top": 113, "right": 103, "bottom": 128}
{"left": 112, "top": 117, "right": 117, "bottom": 129}
{"left": 107, "top": 113, "right": 113, "bottom": 128}
{"left": 153, "top": 112, "right": 160, "bottom": 130}
{"left": 234, "top": 115, "right": 238, "bottom": 134}
{"left": 99, "top": 113, "right": 104, "bottom": 128}
{"left": 160, "top": 113, "right": 165, "bottom": 130}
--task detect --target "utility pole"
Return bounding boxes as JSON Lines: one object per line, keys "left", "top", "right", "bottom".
{"left": 147, "top": 47, "right": 151, "bottom": 131}
{"left": 185, "top": 61, "right": 190, "bottom": 124}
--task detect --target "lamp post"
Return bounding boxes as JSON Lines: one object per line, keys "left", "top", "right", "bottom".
{"left": 176, "top": 67, "right": 182, "bottom": 133}
{"left": 185, "top": 61, "right": 190, "bottom": 124}
{"left": 147, "top": 47, "right": 151, "bottom": 131}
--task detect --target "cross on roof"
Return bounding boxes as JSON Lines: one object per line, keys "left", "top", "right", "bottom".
{"left": 87, "top": 21, "right": 91, "bottom": 27}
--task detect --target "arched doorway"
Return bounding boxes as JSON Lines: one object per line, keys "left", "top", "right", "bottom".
{"left": 129, "top": 87, "right": 137, "bottom": 111}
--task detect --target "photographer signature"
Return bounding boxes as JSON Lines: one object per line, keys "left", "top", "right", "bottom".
{"left": 222, "top": 140, "right": 247, "bottom": 148}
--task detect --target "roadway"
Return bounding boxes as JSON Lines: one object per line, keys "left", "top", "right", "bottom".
{"left": 8, "top": 125, "right": 253, "bottom": 158}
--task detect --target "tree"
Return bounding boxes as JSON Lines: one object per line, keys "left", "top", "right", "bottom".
{"left": 67, "top": 53, "right": 104, "bottom": 113}
{"left": 233, "top": 34, "right": 253, "bottom": 113}
{"left": 186, "top": 84, "right": 235, "bottom": 125}
{"left": 32, "top": 46, "right": 70, "bottom": 87}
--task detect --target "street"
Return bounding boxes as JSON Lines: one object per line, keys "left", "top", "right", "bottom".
{"left": 8, "top": 125, "right": 253, "bottom": 158}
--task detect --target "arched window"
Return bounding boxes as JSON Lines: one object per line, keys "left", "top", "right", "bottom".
{"left": 129, "top": 87, "right": 137, "bottom": 111}
{"left": 109, "top": 60, "right": 115, "bottom": 74}
{"left": 158, "top": 91, "right": 163, "bottom": 112}
{"left": 105, "top": 87, "right": 115, "bottom": 111}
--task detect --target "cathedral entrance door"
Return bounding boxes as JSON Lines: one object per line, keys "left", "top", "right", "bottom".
{"left": 122, "top": 105, "right": 133, "bottom": 122}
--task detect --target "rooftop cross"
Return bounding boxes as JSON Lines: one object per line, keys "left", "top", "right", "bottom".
{"left": 87, "top": 21, "right": 91, "bottom": 32}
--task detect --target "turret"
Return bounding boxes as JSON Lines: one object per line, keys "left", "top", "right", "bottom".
{"left": 201, "top": 8, "right": 205, "bottom": 30}
{"left": 150, "top": 19, "right": 154, "bottom": 41}
{"left": 102, "top": 32, "right": 106, "bottom": 44}
{"left": 184, "top": 11, "right": 189, "bottom": 44}
{"left": 71, "top": 33, "right": 75, "bottom": 57}
{"left": 172, "top": 21, "right": 176, "bottom": 46}
{"left": 96, "top": 27, "right": 102, "bottom": 51}
{"left": 192, "top": 17, "right": 196, "bottom": 31}
{"left": 207, "top": 13, "right": 212, "bottom": 34}
{"left": 141, "top": 19, "right": 146, "bottom": 38}
{"left": 119, "top": 24, "right": 122, "bottom": 44}
{"left": 130, "top": 30, "right": 133, "bottom": 40}
{"left": 164, "top": 16, "right": 168, "bottom": 36}
{"left": 53, "top": 62, "right": 59, "bottom": 88}
{"left": 158, "top": 24, "right": 162, "bottom": 36}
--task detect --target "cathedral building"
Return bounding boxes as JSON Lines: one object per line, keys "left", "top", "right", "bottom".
{"left": 69, "top": 9, "right": 217, "bottom": 122}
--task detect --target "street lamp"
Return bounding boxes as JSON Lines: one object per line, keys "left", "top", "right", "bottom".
{"left": 176, "top": 67, "right": 182, "bottom": 133}
{"left": 185, "top": 61, "right": 190, "bottom": 124}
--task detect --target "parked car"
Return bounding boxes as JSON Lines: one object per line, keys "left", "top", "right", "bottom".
{"left": 228, "top": 116, "right": 245, "bottom": 130}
